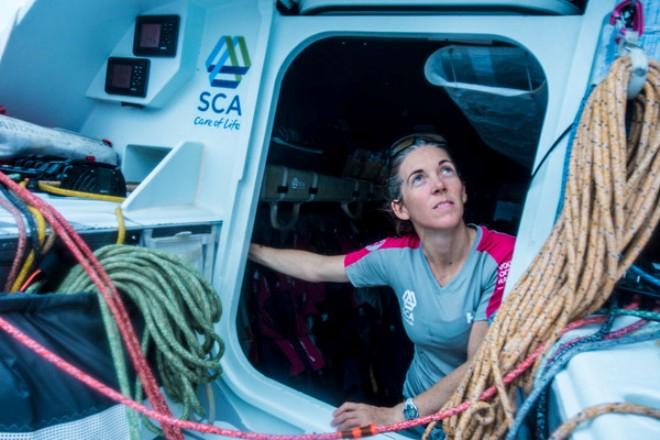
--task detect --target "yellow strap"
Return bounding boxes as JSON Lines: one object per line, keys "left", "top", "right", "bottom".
{"left": 37, "top": 181, "right": 125, "bottom": 203}
{"left": 115, "top": 206, "right": 126, "bottom": 245}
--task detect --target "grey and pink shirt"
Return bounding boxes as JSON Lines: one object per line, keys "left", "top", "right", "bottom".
{"left": 343, "top": 225, "right": 515, "bottom": 398}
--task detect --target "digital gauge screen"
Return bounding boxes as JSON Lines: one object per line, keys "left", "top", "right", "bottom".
{"left": 105, "top": 57, "right": 149, "bottom": 97}
{"left": 133, "top": 15, "right": 180, "bottom": 57}
{"left": 139, "top": 23, "right": 162, "bottom": 48}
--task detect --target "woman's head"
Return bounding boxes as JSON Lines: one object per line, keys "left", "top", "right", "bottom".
{"left": 384, "top": 133, "right": 466, "bottom": 234}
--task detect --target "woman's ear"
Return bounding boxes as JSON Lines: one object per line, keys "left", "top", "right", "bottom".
{"left": 391, "top": 199, "right": 410, "bottom": 221}
{"left": 462, "top": 186, "right": 467, "bottom": 204}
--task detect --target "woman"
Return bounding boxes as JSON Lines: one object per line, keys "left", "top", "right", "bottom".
{"left": 249, "top": 133, "right": 515, "bottom": 433}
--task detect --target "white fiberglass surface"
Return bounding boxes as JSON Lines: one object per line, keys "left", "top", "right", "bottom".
{"left": 550, "top": 318, "right": 660, "bottom": 440}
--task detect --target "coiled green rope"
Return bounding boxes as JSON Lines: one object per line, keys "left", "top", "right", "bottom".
{"left": 57, "top": 244, "right": 224, "bottom": 433}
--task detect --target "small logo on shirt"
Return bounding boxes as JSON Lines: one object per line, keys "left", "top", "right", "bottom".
{"left": 402, "top": 289, "right": 417, "bottom": 326}
{"left": 496, "top": 261, "right": 511, "bottom": 287}
{"left": 366, "top": 239, "right": 386, "bottom": 252}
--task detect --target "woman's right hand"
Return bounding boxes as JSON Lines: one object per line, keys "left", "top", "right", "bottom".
{"left": 248, "top": 243, "right": 264, "bottom": 262}
{"left": 331, "top": 402, "right": 402, "bottom": 431}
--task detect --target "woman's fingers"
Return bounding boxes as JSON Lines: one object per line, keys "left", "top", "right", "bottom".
{"left": 331, "top": 402, "right": 393, "bottom": 431}
{"left": 331, "top": 402, "right": 362, "bottom": 428}
{"left": 332, "top": 412, "right": 369, "bottom": 431}
{"left": 333, "top": 415, "right": 365, "bottom": 431}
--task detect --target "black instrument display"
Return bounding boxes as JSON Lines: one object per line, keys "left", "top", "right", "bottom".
{"left": 133, "top": 15, "right": 180, "bottom": 57}
{"left": 105, "top": 57, "right": 149, "bottom": 97}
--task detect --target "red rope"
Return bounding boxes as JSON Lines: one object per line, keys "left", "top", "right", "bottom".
{"left": 0, "top": 173, "right": 182, "bottom": 440}
{"left": 19, "top": 268, "right": 42, "bottom": 291}
{"left": 0, "top": 311, "right": 567, "bottom": 439}
{"left": 0, "top": 173, "right": 644, "bottom": 439}
{"left": 0, "top": 274, "right": 640, "bottom": 439}
{"left": 0, "top": 314, "right": 346, "bottom": 440}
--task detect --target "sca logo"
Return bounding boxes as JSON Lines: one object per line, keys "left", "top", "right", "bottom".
{"left": 198, "top": 35, "right": 250, "bottom": 116}
{"left": 205, "top": 35, "right": 251, "bottom": 89}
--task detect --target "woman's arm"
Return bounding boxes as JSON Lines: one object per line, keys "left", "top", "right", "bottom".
{"left": 249, "top": 244, "right": 349, "bottom": 283}
{"left": 331, "top": 321, "right": 489, "bottom": 430}
{"left": 406, "top": 320, "right": 488, "bottom": 416}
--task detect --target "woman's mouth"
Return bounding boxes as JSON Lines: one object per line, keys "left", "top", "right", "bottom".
{"left": 433, "top": 200, "right": 454, "bottom": 210}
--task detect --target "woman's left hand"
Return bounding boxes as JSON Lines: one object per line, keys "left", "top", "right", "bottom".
{"left": 331, "top": 402, "right": 401, "bottom": 431}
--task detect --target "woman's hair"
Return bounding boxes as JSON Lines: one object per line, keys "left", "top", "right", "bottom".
{"left": 384, "top": 133, "right": 462, "bottom": 235}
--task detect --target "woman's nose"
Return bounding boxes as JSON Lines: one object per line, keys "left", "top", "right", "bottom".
{"left": 430, "top": 174, "right": 447, "bottom": 193}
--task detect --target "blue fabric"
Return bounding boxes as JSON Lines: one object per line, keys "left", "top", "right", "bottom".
{"left": 0, "top": 292, "right": 129, "bottom": 432}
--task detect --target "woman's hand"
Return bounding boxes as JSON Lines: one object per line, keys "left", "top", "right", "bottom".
{"left": 248, "top": 243, "right": 262, "bottom": 262}
{"left": 331, "top": 402, "right": 402, "bottom": 431}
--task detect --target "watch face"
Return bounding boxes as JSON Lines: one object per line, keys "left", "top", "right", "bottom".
{"left": 403, "top": 399, "right": 419, "bottom": 420}
{"left": 403, "top": 407, "right": 415, "bottom": 419}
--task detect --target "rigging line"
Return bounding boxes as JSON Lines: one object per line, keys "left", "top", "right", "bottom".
{"left": 11, "top": 206, "right": 47, "bottom": 291}
{"left": 506, "top": 328, "right": 659, "bottom": 440}
{"left": 0, "top": 300, "right": 633, "bottom": 439}
{"left": 0, "top": 197, "right": 27, "bottom": 291}
{"left": 0, "top": 185, "right": 39, "bottom": 272}
{"left": 0, "top": 171, "right": 182, "bottom": 439}
{"left": 548, "top": 402, "right": 660, "bottom": 440}
{"left": 436, "top": 58, "right": 659, "bottom": 439}
{"left": 529, "top": 123, "right": 573, "bottom": 182}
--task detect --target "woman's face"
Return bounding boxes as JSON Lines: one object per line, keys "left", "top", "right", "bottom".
{"left": 391, "top": 145, "right": 466, "bottom": 232}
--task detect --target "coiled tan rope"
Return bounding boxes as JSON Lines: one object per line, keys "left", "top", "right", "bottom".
{"left": 425, "top": 56, "right": 659, "bottom": 439}
{"left": 547, "top": 402, "right": 660, "bottom": 440}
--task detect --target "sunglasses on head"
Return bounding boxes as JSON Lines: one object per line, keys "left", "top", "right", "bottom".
{"left": 388, "top": 133, "right": 449, "bottom": 161}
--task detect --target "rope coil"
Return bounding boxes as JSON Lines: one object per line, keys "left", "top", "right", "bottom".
{"left": 57, "top": 244, "right": 224, "bottom": 424}
{"left": 433, "top": 56, "right": 659, "bottom": 439}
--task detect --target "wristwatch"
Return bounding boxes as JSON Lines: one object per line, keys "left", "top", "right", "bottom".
{"left": 403, "top": 397, "right": 419, "bottom": 420}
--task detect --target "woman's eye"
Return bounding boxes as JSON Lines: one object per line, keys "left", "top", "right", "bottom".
{"left": 440, "top": 166, "right": 455, "bottom": 176}
{"left": 411, "top": 174, "right": 425, "bottom": 186}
